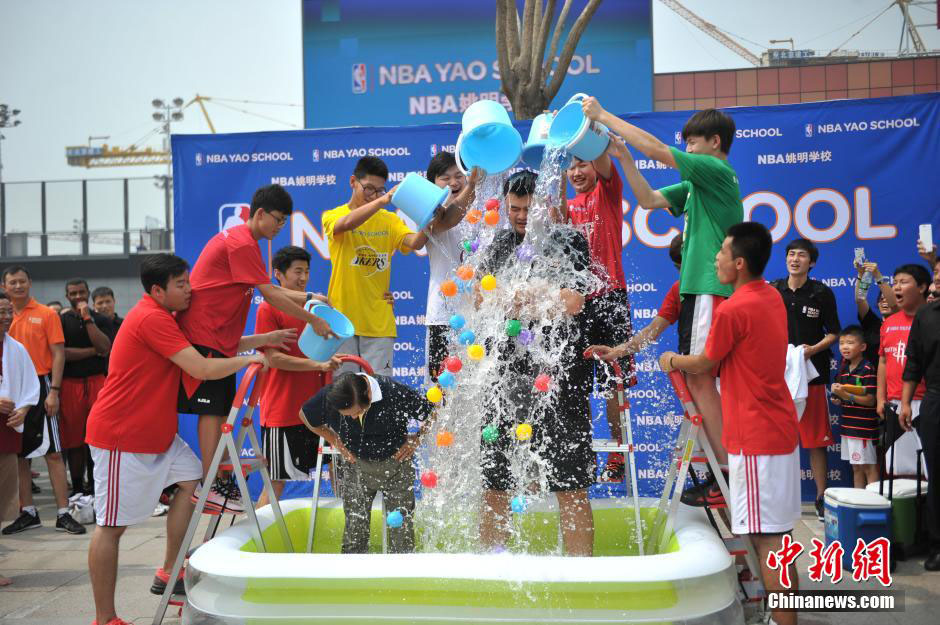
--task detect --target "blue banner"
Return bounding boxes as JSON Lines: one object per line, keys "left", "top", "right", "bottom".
{"left": 301, "top": 0, "right": 652, "bottom": 127}
{"left": 173, "top": 93, "right": 940, "bottom": 501}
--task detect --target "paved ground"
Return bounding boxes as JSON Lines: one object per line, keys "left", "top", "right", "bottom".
{"left": 1, "top": 468, "right": 937, "bottom": 625}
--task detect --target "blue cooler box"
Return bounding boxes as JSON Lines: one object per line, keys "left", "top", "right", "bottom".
{"left": 824, "top": 487, "right": 891, "bottom": 569}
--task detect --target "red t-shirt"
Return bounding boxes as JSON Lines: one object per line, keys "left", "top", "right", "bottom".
{"left": 704, "top": 280, "right": 799, "bottom": 455}
{"left": 86, "top": 295, "right": 192, "bottom": 454}
{"left": 254, "top": 301, "right": 327, "bottom": 428}
{"left": 879, "top": 310, "right": 926, "bottom": 401}
{"left": 658, "top": 281, "right": 681, "bottom": 325}
{"left": 176, "top": 224, "right": 269, "bottom": 357}
{"left": 567, "top": 166, "right": 626, "bottom": 296}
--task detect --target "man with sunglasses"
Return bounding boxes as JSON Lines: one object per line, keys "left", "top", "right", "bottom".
{"left": 322, "top": 157, "right": 429, "bottom": 376}
{"left": 176, "top": 184, "right": 334, "bottom": 513}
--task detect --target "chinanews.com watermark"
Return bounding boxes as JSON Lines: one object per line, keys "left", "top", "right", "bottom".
{"left": 767, "top": 590, "right": 903, "bottom": 612}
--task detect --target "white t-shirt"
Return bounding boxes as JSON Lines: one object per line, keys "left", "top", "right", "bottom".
{"left": 425, "top": 226, "right": 465, "bottom": 325}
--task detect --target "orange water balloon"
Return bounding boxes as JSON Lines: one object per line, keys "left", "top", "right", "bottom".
{"left": 436, "top": 431, "right": 455, "bottom": 447}
{"left": 466, "top": 209, "right": 482, "bottom": 224}
{"left": 484, "top": 210, "right": 500, "bottom": 226}
{"left": 456, "top": 265, "right": 474, "bottom": 281}
{"left": 440, "top": 280, "right": 458, "bottom": 297}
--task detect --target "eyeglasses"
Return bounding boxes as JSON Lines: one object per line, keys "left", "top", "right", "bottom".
{"left": 265, "top": 212, "right": 288, "bottom": 227}
{"left": 357, "top": 180, "right": 386, "bottom": 198}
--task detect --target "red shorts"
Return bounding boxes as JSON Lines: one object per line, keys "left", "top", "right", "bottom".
{"left": 799, "top": 385, "right": 834, "bottom": 449}
{"left": 59, "top": 375, "right": 106, "bottom": 449}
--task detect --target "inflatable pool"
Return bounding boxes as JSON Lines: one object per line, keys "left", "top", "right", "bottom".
{"left": 183, "top": 497, "right": 741, "bottom": 624}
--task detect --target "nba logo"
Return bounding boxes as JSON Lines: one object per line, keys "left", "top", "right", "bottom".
{"left": 674, "top": 131, "right": 682, "bottom": 144}
{"left": 195, "top": 152, "right": 203, "bottom": 167}
{"left": 352, "top": 63, "right": 367, "bottom": 94}
{"left": 805, "top": 123, "right": 814, "bottom": 137}
{"left": 312, "top": 149, "right": 320, "bottom": 162}
{"left": 218, "top": 203, "right": 250, "bottom": 232}
{"left": 430, "top": 144, "right": 438, "bottom": 156}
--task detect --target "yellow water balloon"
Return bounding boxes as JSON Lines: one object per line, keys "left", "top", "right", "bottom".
{"left": 426, "top": 386, "right": 443, "bottom": 403}
{"left": 480, "top": 274, "right": 497, "bottom": 291}
{"left": 515, "top": 423, "right": 533, "bottom": 441}
{"left": 468, "top": 344, "right": 485, "bottom": 360}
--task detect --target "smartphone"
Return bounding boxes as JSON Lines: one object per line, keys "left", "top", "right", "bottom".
{"left": 854, "top": 247, "right": 866, "bottom": 266}
{"left": 920, "top": 224, "right": 933, "bottom": 252}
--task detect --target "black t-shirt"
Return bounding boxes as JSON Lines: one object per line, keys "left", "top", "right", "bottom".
{"left": 61, "top": 309, "right": 114, "bottom": 378}
{"left": 858, "top": 308, "right": 882, "bottom": 365}
{"left": 301, "top": 375, "right": 432, "bottom": 461}
{"left": 770, "top": 278, "right": 841, "bottom": 384}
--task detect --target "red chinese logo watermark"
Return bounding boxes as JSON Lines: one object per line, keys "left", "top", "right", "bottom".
{"left": 766, "top": 536, "right": 891, "bottom": 588}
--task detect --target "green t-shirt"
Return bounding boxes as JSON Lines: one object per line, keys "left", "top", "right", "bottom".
{"left": 659, "top": 147, "right": 743, "bottom": 298}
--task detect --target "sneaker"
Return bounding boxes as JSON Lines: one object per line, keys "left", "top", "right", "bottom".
{"left": 56, "top": 512, "right": 87, "bottom": 535}
{"left": 2, "top": 510, "right": 41, "bottom": 535}
{"left": 150, "top": 566, "right": 185, "bottom": 596}
{"left": 681, "top": 470, "right": 728, "bottom": 507}
{"left": 91, "top": 618, "right": 132, "bottom": 625}
{"left": 31, "top": 480, "right": 40, "bottom": 494}
{"left": 191, "top": 477, "right": 244, "bottom": 514}
{"left": 151, "top": 503, "right": 169, "bottom": 517}
{"left": 815, "top": 496, "right": 825, "bottom": 522}
{"left": 599, "top": 453, "right": 625, "bottom": 482}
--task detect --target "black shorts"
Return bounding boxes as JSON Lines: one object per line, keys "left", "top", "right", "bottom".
{"left": 262, "top": 424, "right": 326, "bottom": 481}
{"left": 20, "top": 375, "right": 62, "bottom": 458}
{"left": 581, "top": 289, "right": 637, "bottom": 387}
{"left": 425, "top": 325, "right": 450, "bottom": 381}
{"left": 481, "top": 365, "right": 594, "bottom": 493}
{"left": 176, "top": 345, "right": 237, "bottom": 415}
{"left": 677, "top": 294, "right": 724, "bottom": 356}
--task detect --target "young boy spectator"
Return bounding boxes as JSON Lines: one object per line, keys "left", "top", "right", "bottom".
{"left": 46, "top": 301, "right": 63, "bottom": 314}
{"left": 299, "top": 371, "right": 433, "bottom": 554}
{"left": 659, "top": 222, "right": 800, "bottom": 625}
{"left": 477, "top": 170, "right": 595, "bottom": 556}
{"left": 176, "top": 184, "right": 332, "bottom": 512}
{"left": 0, "top": 266, "right": 84, "bottom": 535}
{"left": 830, "top": 326, "right": 879, "bottom": 487}
{"left": 854, "top": 260, "right": 899, "bottom": 364}
{"left": 564, "top": 134, "right": 635, "bottom": 482}
{"left": 86, "top": 254, "right": 264, "bottom": 625}
{"left": 0, "top": 292, "right": 40, "bottom": 587}
{"left": 771, "top": 238, "right": 841, "bottom": 520}
{"left": 323, "top": 156, "right": 428, "bottom": 376}
{"left": 91, "top": 287, "right": 123, "bottom": 330}
{"left": 877, "top": 264, "right": 931, "bottom": 477}
{"left": 254, "top": 246, "right": 340, "bottom": 508}
{"left": 900, "top": 274, "right": 940, "bottom": 571}
{"left": 60, "top": 278, "right": 113, "bottom": 496}
{"left": 581, "top": 98, "right": 742, "bottom": 503}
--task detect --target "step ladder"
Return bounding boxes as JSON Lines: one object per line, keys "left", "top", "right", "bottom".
{"left": 152, "top": 363, "right": 291, "bottom": 625}
{"left": 587, "top": 358, "right": 645, "bottom": 556}
{"left": 646, "top": 370, "right": 766, "bottom": 607}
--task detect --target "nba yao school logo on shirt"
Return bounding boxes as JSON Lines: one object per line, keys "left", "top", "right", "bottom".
{"left": 351, "top": 245, "right": 388, "bottom": 277}
{"left": 219, "top": 203, "right": 250, "bottom": 232}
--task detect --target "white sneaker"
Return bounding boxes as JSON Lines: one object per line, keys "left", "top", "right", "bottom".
{"left": 151, "top": 503, "right": 169, "bottom": 517}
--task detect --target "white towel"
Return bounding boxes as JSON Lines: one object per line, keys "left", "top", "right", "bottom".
{"left": 0, "top": 333, "right": 40, "bottom": 433}
{"left": 785, "top": 344, "right": 819, "bottom": 421}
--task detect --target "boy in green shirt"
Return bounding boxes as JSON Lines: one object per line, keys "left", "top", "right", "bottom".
{"left": 582, "top": 98, "right": 743, "bottom": 505}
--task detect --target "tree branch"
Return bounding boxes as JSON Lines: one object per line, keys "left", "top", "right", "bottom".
{"left": 519, "top": 0, "right": 538, "bottom": 80}
{"left": 507, "top": 0, "right": 522, "bottom": 71}
{"left": 542, "top": 0, "right": 573, "bottom": 81}
{"left": 545, "top": 0, "right": 601, "bottom": 99}
{"left": 496, "top": 0, "right": 515, "bottom": 93}
{"left": 533, "top": 0, "right": 557, "bottom": 87}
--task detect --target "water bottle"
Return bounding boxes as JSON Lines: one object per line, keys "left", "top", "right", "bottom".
{"left": 859, "top": 270, "right": 873, "bottom": 291}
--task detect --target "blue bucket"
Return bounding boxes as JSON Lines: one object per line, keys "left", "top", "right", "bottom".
{"left": 391, "top": 173, "right": 449, "bottom": 230}
{"left": 456, "top": 99, "right": 522, "bottom": 175}
{"left": 522, "top": 112, "right": 572, "bottom": 169}
{"left": 298, "top": 303, "right": 354, "bottom": 361}
{"left": 548, "top": 93, "right": 610, "bottom": 162}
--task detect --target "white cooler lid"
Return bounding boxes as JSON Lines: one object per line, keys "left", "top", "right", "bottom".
{"left": 825, "top": 487, "right": 890, "bottom": 508}
{"left": 865, "top": 479, "right": 929, "bottom": 498}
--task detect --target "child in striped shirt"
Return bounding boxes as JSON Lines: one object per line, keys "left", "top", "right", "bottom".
{"left": 831, "top": 325, "right": 879, "bottom": 487}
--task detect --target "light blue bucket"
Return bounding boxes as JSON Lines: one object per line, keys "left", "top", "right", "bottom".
{"left": 522, "top": 112, "right": 572, "bottom": 169}
{"left": 548, "top": 93, "right": 610, "bottom": 162}
{"left": 298, "top": 302, "right": 354, "bottom": 361}
{"left": 456, "top": 99, "right": 522, "bottom": 175}
{"left": 391, "top": 173, "right": 449, "bottom": 230}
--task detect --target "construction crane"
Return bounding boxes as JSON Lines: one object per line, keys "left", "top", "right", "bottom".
{"left": 658, "top": 0, "right": 762, "bottom": 66}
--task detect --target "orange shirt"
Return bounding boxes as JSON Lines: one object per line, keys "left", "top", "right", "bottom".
{"left": 9, "top": 298, "right": 65, "bottom": 376}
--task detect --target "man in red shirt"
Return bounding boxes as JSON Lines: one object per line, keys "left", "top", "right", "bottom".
{"left": 565, "top": 136, "right": 635, "bottom": 482}
{"left": 659, "top": 222, "right": 800, "bottom": 625}
{"left": 175, "top": 184, "right": 333, "bottom": 512}
{"left": 86, "top": 254, "right": 264, "bottom": 625}
{"left": 877, "top": 263, "right": 931, "bottom": 476}
{"left": 254, "top": 246, "right": 340, "bottom": 508}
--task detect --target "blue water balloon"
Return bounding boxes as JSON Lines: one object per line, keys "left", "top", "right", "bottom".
{"left": 449, "top": 314, "right": 466, "bottom": 330}
{"left": 438, "top": 371, "right": 456, "bottom": 388}
{"left": 386, "top": 510, "right": 403, "bottom": 528}
{"left": 458, "top": 330, "right": 476, "bottom": 345}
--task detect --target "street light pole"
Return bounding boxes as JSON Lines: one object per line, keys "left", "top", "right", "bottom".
{"left": 152, "top": 98, "right": 184, "bottom": 246}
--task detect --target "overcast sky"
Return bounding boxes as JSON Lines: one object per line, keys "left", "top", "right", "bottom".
{"left": 1, "top": 0, "right": 938, "bottom": 239}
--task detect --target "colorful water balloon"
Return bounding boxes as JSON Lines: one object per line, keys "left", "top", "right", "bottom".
{"left": 468, "top": 344, "right": 485, "bottom": 360}
{"left": 458, "top": 330, "right": 476, "bottom": 345}
{"left": 436, "top": 430, "right": 454, "bottom": 447}
{"left": 484, "top": 210, "right": 500, "bottom": 226}
{"left": 482, "top": 425, "right": 499, "bottom": 443}
{"left": 515, "top": 243, "right": 535, "bottom": 262}
{"left": 470, "top": 239, "right": 480, "bottom": 253}
{"left": 456, "top": 265, "right": 474, "bottom": 281}
{"left": 449, "top": 314, "right": 465, "bottom": 330}
{"left": 466, "top": 209, "right": 482, "bottom": 224}
{"left": 480, "top": 274, "right": 497, "bottom": 291}
{"left": 462, "top": 240, "right": 473, "bottom": 253}
{"left": 511, "top": 496, "right": 528, "bottom": 514}
{"left": 505, "top": 319, "right": 521, "bottom": 337}
{"left": 437, "top": 371, "right": 455, "bottom": 388}
{"left": 426, "top": 386, "right": 443, "bottom": 403}
{"left": 484, "top": 198, "right": 500, "bottom": 211}
{"left": 440, "top": 280, "right": 458, "bottom": 297}
{"left": 515, "top": 423, "right": 532, "bottom": 441}
{"left": 534, "top": 374, "right": 551, "bottom": 393}
{"left": 420, "top": 471, "right": 438, "bottom": 488}
{"left": 517, "top": 329, "right": 534, "bottom": 345}
{"left": 386, "top": 510, "right": 404, "bottom": 528}
{"left": 444, "top": 356, "right": 463, "bottom": 373}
